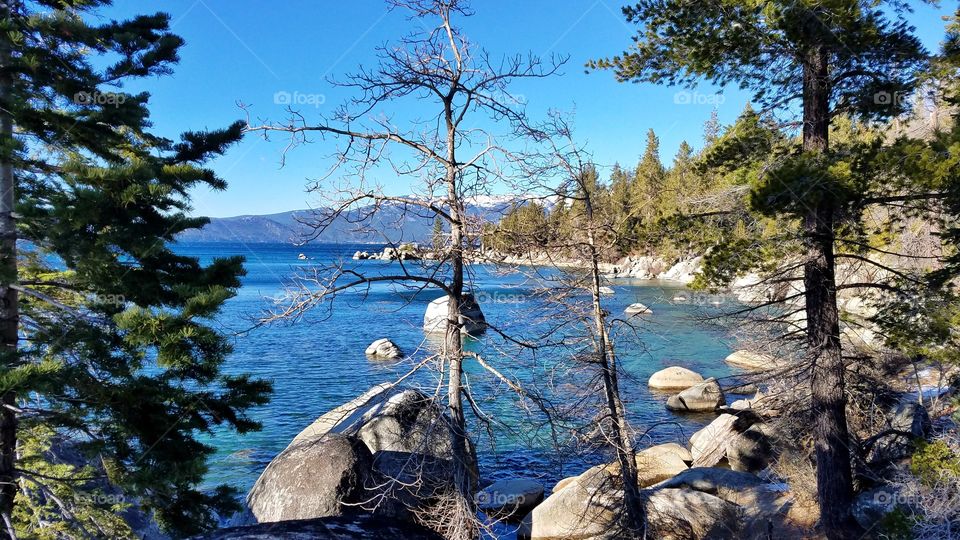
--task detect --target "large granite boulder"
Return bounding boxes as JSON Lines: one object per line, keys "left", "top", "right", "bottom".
{"left": 364, "top": 338, "right": 402, "bottom": 359}
{"left": 423, "top": 294, "right": 486, "bottom": 334}
{"left": 247, "top": 434, "right": 372, "bottom": 523}
{"left": 518, "top": 444, "right": 689, "bottom": 539}
{"left": 643, "top": 488, "right": 743, "bottom": 539}
{"left": 517, "top": 464, "right": 620, "bottom": 539}
{"left": 665, "top": 378, "right": 725, "bottom": 412}
{"left": 654, "top": 467, "right": 788, "bottom": 534}
{"left": 476, "top": 479, "right": 544, "bottom": 521}
{"left": 648, "top": 366, "right": 704, "bottom": 391}
{"left": 259, "top": 385, "right": 476, "bottom": 527}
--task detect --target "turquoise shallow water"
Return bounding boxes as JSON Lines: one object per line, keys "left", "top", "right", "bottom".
{"left": 174, "top": 242, "right": 738, "bottom": 495}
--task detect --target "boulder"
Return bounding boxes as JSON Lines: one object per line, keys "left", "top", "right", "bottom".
{"left": 724, "top": 350, "right": 778, "bottom": 371}
{"left": 634, "top": 445, "right": 690, "bottom": 485}
{"left": 624, "top": 302, "right": 652, "bottom": 315}
{"left": 290, "top": 383, "right": 393, "bottom": 447}
{"left": 727, "top": 423, "right": 776, "bottom": 473}
{"left": 476, "top": 479, "right": 544, "bottom": 521}
{"left": 422, "top": 293, "right": 486, "bottom": 334}
{"left": 656, "top": 467, "right": 765, "bottom": 502}
{"left": 648, "top": 366, "right": 704, "bottom": 391}
{"left": 665, "top": 378, "right": 724, "bottom": 412}
{"left": 598, "top": 286, "right": 614, "bottom": 295}
{"left": 552, "top": 476, "right": 576, "bottom": 494}
{"left": 643, "top": 488, "right": 743, "bottom": 539}
{"left": 868, "top": 402, "right": 931, "bottom": 464}
{"left": 654, "top": 467, "right": 787, "bottom": 534}
{"left": 690, "top": 414, "right": 739, "bottom": 467}
{"left": 640, "top": 442, "right": 693, "bottom": 464}
{"left": 364, "top": 338, "right": 402, "bottom": 359}
{"left": 689, "top": 413, "right": 773, "bottom": 473}
{"left": 247, "top": 434, "right": 372, "bottom": 523}
{"left": 279, "top": 385, "right": 476, "bottom": 523}
{"left": 518, "top": 464, "right": 620, "bottom": 539}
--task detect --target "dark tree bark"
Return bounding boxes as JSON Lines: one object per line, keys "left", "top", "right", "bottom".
{"left": 801, "top": 25, "right": 858, "bottom": 539}
{"left": 0, "top": 2, "right": 18, "bottom": 534}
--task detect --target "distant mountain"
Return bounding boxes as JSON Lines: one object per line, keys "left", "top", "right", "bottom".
{"left": 177, "top": 196, "right": 520, "bottom": 244}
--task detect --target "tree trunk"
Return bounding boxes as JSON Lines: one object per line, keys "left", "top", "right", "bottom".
{"left": 0, "top": 2, "right": 18, "bottom": 533}
{"left": 584, "top": 194, "right": 644, "bottom": 536}
{"left": 802, "top": 41, "right": 858, "bottom": 539}
{"left": 443, "top": 103, "right": 476, "bottom": 539}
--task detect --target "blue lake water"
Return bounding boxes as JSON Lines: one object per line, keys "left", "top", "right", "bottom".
{"left": 175, "top": 242, "right": 738, "bottom": 495}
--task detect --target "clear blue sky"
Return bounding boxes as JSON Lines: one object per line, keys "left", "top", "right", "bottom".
{"left": 101, "top": 1, "right": 949, "bottom": 218}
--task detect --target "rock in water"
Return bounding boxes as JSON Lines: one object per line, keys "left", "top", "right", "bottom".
{"left": 476, "top": 479, "right": 545, "bottom": 521}
{"left": 665, "top": 378, "right": 725, "bottom": 412}
{"left": 598, "top": 286, "right": 614, "bottom": 295}
{"left": 648, "top": 366, "right": 704, "bottom": 390}
{"left": 247, "top": 434, "right": 372, "bottom": 523}
{"left": 624, "top": 302, "right": 652, "bottom": 315}
{"left": 422, "top": 293, "right": 486, "bottom": 334}
{"left": 364, "top": 338, "right": 402, "bottom": 359}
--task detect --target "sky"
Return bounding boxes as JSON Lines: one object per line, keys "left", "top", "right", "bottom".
{"left": 99, "top": 1, "right": 950, "bottom": 218}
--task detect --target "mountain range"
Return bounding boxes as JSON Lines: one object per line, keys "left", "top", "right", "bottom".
{"left": 176, "top": 196, "right": 519, "bottom": 244}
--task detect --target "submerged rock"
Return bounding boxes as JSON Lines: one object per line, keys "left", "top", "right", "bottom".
{"left": 648, "top": 366, "right": 704, "bottom": 391}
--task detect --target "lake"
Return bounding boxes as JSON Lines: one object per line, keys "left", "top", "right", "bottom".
{"left": 174, "top": 242, "right": 738, "bottom": 496}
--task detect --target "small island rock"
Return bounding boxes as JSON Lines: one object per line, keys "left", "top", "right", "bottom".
{"left": 364, "top": 338, "right": 402, "bottom": 359}
{"left": 648, "top": 366, "right": 704, "bottom": 391}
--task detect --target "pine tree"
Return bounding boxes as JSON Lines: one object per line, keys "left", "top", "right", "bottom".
{"left": 593, "top": 2, "right": 927, "bottom": 536}
{"left": 630, "top": 128, "right": 665, "bottom": 250}
{"left": 0, "top": 2, "right": 270, "bottom": 536}
{"left": 703, "top": 108, "right": 721, "bottom": 145}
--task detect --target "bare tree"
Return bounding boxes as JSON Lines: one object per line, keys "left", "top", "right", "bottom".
{"left": 486, "top": 112, "right": 647, "bottom": 536}
{"left": 244, "top": 1, "right": 564, "bottom": 537}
